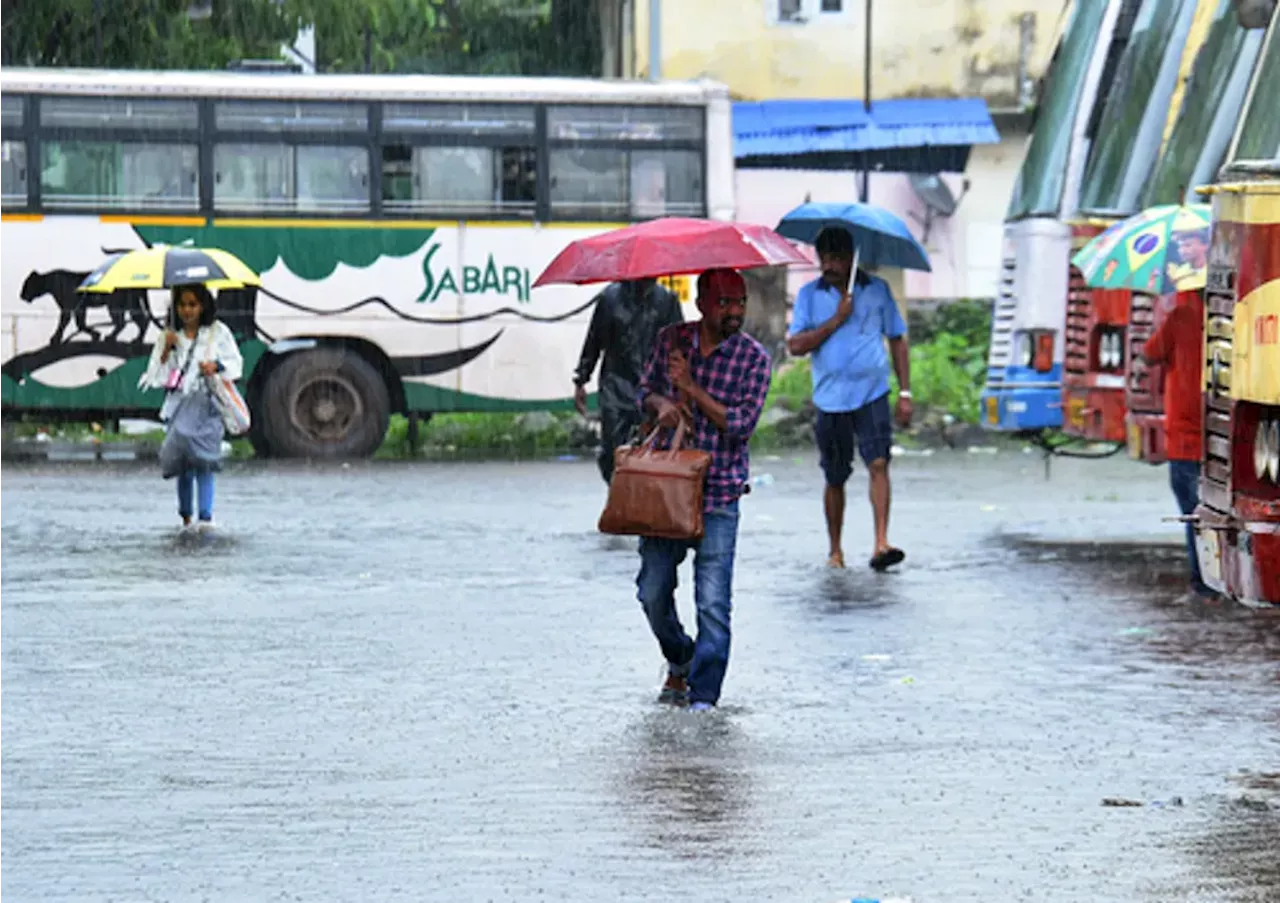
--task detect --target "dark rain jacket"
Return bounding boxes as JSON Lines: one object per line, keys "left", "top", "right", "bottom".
{"left": 573, "top": 279, "right": 683, "bottom": 435}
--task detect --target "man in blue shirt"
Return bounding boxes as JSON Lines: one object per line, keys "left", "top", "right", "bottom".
{"left": 786, "top": 227, "right": 913, "bottom": 570}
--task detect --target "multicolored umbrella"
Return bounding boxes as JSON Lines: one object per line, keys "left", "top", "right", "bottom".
{"left": 78, "top": 246, "right": 262, "bottom": 294}
{"left": 1071, "top": 204, "right": 1212, "bottom": 295}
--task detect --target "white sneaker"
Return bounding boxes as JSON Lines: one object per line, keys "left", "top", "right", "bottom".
{"left": 196, "top": 519, "right": 216, "bottom": 533}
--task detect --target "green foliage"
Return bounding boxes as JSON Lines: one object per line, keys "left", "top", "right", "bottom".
{"left": 1, "top": 0, "right": 604, "bottom": 76}
{"left": 312, "top": 0, "right": 597, "bottom": 76}
{"left": 890, "top": 331, "right": 988, "bottom": 425}
{"left": 1, "top": 0, "right": 300, "bottom": 69}
{"left": 377, "top": 410, "right": 580, "bottom": 460}
{"left": 905, "top": 298, "right": 993, "bottom": 347}
{"left": 764, "top": 359, "right": 813, "bottom": 413}
{"left": 760, "top": 300, "right": 994, "bottom": 435}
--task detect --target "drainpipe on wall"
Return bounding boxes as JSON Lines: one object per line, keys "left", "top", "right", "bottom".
{"left": 622, "top": 0, "right": 634, "bottom": 78}
{"left": 649, "top": 0, "right": 661, "bottom": 81}
{"left": 1016, "top": 12, "right": 1035, "bottom": 109}
{"left": 861, "top": 0, "right": 872, "bottom": 202}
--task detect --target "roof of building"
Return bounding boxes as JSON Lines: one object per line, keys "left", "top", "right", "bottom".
{"left": 733, "top": 97, "right": 1001, "bottom": 171}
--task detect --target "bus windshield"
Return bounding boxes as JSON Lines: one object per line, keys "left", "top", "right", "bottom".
{"left": 1141, "top": 0, "right": 1264, "bottom": 204}
{"left": 1078, "top": 0, "right": 1199, "bottom": 214}
{"left": 1233, "top": 18, "right": 1280, "bottom": 163}
{"left": 1005, "top": 0, "right": 1110, "bottom": 220}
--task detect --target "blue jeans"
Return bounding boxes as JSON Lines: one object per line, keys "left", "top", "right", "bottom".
{"left": 1169, "top": 459, "right": 1210, "bottom": 595}
{"left": 177, "top": 469, "right": 216, "bottom": 522}
{"left": 635, "top": 501, "right": 740, "bottom": 706}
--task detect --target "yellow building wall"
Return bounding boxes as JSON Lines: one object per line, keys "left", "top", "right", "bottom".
{"left": 634, "top": 0, "right": 1065, "bottom": 103}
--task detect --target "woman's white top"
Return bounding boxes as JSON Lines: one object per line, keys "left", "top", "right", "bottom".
{"left": 138, "top": 320, "right": 244, "bottom": 400}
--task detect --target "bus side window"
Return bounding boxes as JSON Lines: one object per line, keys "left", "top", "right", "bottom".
{"left": 38, "top": 97, "right": 199, "bottom": 211}
{"left": 1, "top": 95, "right": 27, "bottom": 209}
{"left": 380, "top": 102, "right": 536, "bottom": 218}
{"left": 1, "top": 140, "right": 27, "bottom": 207}
{"left": 213, "top": 144, "right": 370, "bottom": 213}
{"left": 501, "top": 147, "right": 537, "bottom": 206}
{"left": 212, "top": 100, "right": 369, "bottom": 214}
{"left": 297, "top": 146, "right": 368, "bottom": 212}
{"left": 548, "top": 147, "right": 627, "bottom": 220}
{"left": 630, "top": 149, "right": 701, "bottom": 218}
{"left": 214, "top": 144, "right": 292, "bottom": 210}
{"left": 546, "top": 104, "right": 705, "bottom": 221}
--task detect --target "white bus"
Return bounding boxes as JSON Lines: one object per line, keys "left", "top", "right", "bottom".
{"left": 0, "top": 68, "right": 733, "bottom": 458}
{"left": 978, "top": 0, "right": 1133, "bottom": 434}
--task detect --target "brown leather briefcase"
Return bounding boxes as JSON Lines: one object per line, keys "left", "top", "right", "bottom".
{"left": 597, "top": 418, "right": 712, "bottom": 541}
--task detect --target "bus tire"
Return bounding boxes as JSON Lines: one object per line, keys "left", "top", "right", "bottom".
{"left": 260, "top": 347, "right": 391, "bottom": 460}
{"left": 246, "top": 415, "right": 273, "bottom": 459}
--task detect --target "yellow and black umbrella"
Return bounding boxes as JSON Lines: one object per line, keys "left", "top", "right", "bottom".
{"left": 78, "top": 246, "right": 261, "bottom": 294}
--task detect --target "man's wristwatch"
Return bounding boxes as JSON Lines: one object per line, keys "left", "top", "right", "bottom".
{"left": 898, "top": 390, "right": 912, "bottom": 399}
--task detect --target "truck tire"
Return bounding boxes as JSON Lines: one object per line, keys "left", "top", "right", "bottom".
{"left": 260, "top": 347, "right": 391, "bottom": 460}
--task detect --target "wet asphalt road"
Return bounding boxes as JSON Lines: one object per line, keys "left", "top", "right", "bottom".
{"left": 2, "top": 450, "right": 1277, "bottom": 902}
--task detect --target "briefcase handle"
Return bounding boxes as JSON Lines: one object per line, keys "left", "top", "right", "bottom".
{"left": 637, "top": 411, "right": 691, "bottom": 456}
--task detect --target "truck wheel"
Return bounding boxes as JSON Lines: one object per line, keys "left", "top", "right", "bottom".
{"left": 260, "top": 348, "right": 391, "bottom": 460}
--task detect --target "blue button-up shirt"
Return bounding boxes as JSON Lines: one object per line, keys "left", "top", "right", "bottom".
{"left": 787, "top": 274, "right": 907, "bottom": 413}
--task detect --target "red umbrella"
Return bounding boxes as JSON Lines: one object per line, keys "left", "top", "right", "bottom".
{"left": 532, "top": 217, "right": 814, "bottom": 287}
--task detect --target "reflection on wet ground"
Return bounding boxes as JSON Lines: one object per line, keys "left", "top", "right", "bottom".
{"left": 2, "top": 451, "right": 1275, "bottom": 901}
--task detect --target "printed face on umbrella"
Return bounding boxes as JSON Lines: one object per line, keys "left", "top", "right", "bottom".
{"left": 1174, "top": 230, "right": 1209, "bottom": 269}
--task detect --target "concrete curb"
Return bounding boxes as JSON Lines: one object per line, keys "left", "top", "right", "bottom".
{"left": 998, "top": 523, "right": 1185, "bottom": 556}
{"left": 2, "top": 438, "right": 161, "bottom": 463}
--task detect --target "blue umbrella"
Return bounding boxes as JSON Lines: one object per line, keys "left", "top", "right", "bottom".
{"left": 775, "top": 201, "right": 931, "bottom": 271}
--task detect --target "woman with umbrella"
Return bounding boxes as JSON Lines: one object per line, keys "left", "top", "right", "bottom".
{"left": 139, "top": 283, "right": 244, "bottom": 530}
{"left": 81, "top": 245, "right": 255, "bottom": 530}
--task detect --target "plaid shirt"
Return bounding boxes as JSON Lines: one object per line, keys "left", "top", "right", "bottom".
{"left": 637, "top": 321, "right": 773, "bottom": 511}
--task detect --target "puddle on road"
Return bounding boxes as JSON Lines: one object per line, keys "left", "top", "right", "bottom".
{"left": 616, "top": 709, "right": 760, "bottom": 861}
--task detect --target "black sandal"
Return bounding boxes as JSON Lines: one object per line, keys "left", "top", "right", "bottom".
{"left": 869, "top": 548, "right": 905, "bottom": 571}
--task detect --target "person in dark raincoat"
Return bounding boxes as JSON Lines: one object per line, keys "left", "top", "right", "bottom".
{"left": 572, "top": 278, "right": 683, "bottom": 482}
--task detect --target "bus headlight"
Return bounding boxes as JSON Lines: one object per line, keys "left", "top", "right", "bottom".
{"left": 1014, "top": 332, "right": 1032, "bottom": 368}
{"left": 1255, "top": 418, "right": 1280, "bottom": 483}
{"left": 1095, "top": 326, "right": 1125, "bottom": 372}
{"left": 1267, "top": 420, "right": 1279, "bottom": 483}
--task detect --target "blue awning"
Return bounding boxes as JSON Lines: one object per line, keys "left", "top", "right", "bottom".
{"left": 733, "top": 98, "right": 1001, "bottom": 173}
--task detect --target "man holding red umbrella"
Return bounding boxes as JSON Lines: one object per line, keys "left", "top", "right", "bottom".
{"left": 533, "top": 218, "right": 807, "bottom": 709}
{"left": 633, "top": 268, "right": 773, "bottom": 711}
